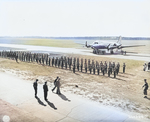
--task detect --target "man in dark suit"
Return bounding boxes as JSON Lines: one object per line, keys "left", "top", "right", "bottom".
{"left": 43, "top": 81, "right": 48, "bottom": 101}
{"left": 33, "top": 79, "right": 38, "bottom": 97}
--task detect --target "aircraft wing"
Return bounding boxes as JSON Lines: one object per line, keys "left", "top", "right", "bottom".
{"left": 118, "top": 45, "right": 145, "bottom": 49}
{"left": 108, "top": 45, "right": 145, "bottom": 50}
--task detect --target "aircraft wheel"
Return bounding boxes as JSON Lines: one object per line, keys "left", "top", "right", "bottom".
{"left": 93, "top": 49, "right": 96, "bottom": 54}
{"left": 111, "top": 50, "right": 114, "bottom": 54}
{"left": 95, "top": 49, "right": 98, "bottom": 54}
{"left": 102, "top": 51, "right": 105, "bottom": 55}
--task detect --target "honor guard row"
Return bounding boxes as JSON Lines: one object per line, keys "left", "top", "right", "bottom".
{"left": 0, "top": 50, "right": 126, "bottom": 78}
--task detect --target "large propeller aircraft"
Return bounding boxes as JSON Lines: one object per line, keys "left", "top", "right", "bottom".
{"left": 85, "top": 36, "right": 145, "bottom": 54}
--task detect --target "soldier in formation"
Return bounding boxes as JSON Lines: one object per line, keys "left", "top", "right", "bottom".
{"left": 0, "top": 50, "right": 128, "bottom": 78}
{"left": 123, "top": 63, "right": 126, "bottom": 73}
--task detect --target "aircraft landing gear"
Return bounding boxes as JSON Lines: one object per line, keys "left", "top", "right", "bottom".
{"left": 93, "top": 49, "right": 98, "bottom": 54}
{"left": 110, "top": 50, "right": 114, "bottom": 54}
{"left": 93, "top": 49, "right": 96, "bottom": 54}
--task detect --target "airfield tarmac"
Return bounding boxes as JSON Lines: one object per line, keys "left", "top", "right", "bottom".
{"left": 0, "top": 43, "right": 150, "bottom": 61}
{"left": 0, "top": 43, "right": 150, "bottom": 121}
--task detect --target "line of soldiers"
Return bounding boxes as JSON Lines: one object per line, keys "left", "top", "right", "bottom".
{"left": 0, "top": 50, "right": 126, "bottom": 78}
{"left": 0, "top": 50, "right": 19, "bottom": 62}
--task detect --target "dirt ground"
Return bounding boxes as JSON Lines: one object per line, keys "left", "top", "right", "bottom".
{"left": 0, "top": 99, "right": 42, "bottom": 122}
{"left": 0, "top": 55, "right": 150, "bottom": 120}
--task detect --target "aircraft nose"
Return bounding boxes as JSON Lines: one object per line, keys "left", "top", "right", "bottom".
{"left": 91, "top": 46, "right": 94, "bottom": 49}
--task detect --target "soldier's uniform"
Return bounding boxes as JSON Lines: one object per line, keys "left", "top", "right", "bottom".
{"left": 108, "top": 68, "right": 110, "bottom": 77}
{"left": 148, "top": 62, "right": 150, "bottom": 70}
{"left": 29, "top": 53, "right": 31, "bottom": 62}
{"left": 15, "top": 54, "right": 18, "bottom": 63}
{"left": 55, "top": 57, "right": 57, "bottom": 67}
{"left": 39, "top": 58, "right": 41, "bottom": 64}
{"left": 70, "top": 57, "right": 72, "bottom": 66}
{"left": 116, "top": 65, "right": 119, "bottom": 75}
{"left": 61, "top": 57, "right": 64, "bottom": 69}
{"left": 123, "top": 63, "right": 126, "bottom": 73}
{"left": 104, "top": 61, "right": 107, "bottom": 73}
{"left": 73, "top": 64, "right": 76, "bottom": 73}
{"left": 143, "top": 79, "right": 149, "bottom": 97}
{"left": 77, "top": 58, "right": 79, "bottom": 71}
{"left": 52, "top": 57, "right": 54, "bottom": 66}
{"left": 65, "top": 60, "right": 67, "bottom": 69}
{"left": 114, "top": 67, "right": 116, "bottom": 78}
{"left": 93, "top": 64, "right": 95, "bottom": 74}
{"left": 100, "top": 61, "right": 103, "bottom": 72}
{"left": 85, "top": 63, "right": 87, "bottom": 73}
{"left": 112, "top": 62, "right": 115, "bottom": 71}
{"left": 89, "top": 64, "right": 92, "bottom": 74}
{"left": 81, "top": 58, "right": 83, "bottom": 72}
{"left": 42, "top": 54, "right": 44, "bottom": 65}
{"left": 58, "top": 58, "right": 61, "bottom": 68}
{"left": 117, "top": 62, "right": 120, "bottom": 72}
{"left": 49, "top": 57, "right": 51, "bottom": 66}
{"left": 69, "top": 58, "right": 71, "bottom": 70}
{"left": 36, "top": 54, "right": 38, "bottom": 63}
{"left": 102, "top": 65, "right": 105, "bottom": 76}
{"left": 45, "top": 54, "right": 48, "bottom": 65}
{"left": 88, "top": 59, "right": 90, "bottom": 69}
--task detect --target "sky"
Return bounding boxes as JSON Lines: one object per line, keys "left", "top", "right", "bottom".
{"left": 0, "top": 0, "right": 150, "bottom": 37}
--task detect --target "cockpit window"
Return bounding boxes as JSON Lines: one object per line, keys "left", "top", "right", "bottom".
{"left": 113, "top": 43, "right": 117, "bottom": 46}
{"left": 94, "top": 42, "right": 98, "bottom": 44}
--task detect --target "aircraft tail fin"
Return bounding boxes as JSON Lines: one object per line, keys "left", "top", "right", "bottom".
{"left": 117, "top": 36, "right": 122, "bottom": 44}
{"left": 85, "top": 41, "right": 87, "bottom": 47}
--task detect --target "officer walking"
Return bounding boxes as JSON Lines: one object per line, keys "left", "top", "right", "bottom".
{"left": 56, "top": 78, "right": 61, "bottom": 95}
{"left": 142, "top": 79, "right": 149, "bottom": 98}
{"left": 33, "top": 79, "right": 38, "bottom": 97}
{"left": 52, "top": 77, "right": 59, "bottom": 92}
{"left": 43, "top": 81, "right": 48, "bottom": 101}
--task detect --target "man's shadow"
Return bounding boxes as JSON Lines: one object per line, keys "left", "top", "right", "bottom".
{"left": 58, "top": 93, "right": 71, "bottom": 102}
{"left": 145, "top": 96, "right": 150, "bottom": 100}
{"left": 35, "top": 96, "right": 46, "bottom": 106}
{"left": 46, "top": 100, "right": 57, "bottom": 110}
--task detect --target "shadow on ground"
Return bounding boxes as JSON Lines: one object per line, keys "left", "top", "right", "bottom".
{"left": 35, "top": 96, "right": 46, "bottom": 106}
{"left": 46, "top": 100, "right": 57, "bottom": 110}
{"left": 58, "top": 93, "right": 71, "bottom": 102}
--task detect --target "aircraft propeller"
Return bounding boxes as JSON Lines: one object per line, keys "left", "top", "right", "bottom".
{"left": 107, "top": 44, "right": 111, "bottom": 51}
